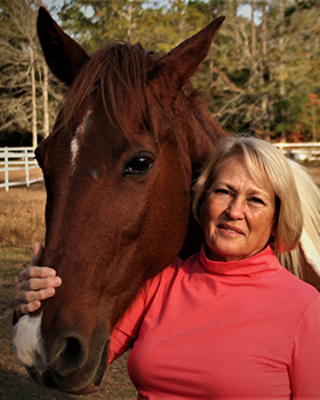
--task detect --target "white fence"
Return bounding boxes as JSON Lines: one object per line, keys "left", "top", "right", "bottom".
{"left": 1, "top": 142, "right": 319, "bottom": 192}
{"left": 0, "top": 147, "right": 43, "bottom": 191}
{"left": 275, "top": 142, "right": 320, "bottom": 162}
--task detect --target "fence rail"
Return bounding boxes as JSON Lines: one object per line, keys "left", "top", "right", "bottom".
{"left": 0, "top": 147, "right": 43, "bottom": 191}
{"left": 275, "top": 142, "right": 320, "bottom": 162}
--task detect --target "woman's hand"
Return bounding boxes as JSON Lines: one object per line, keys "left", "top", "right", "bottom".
{"left": 14, "top": 242, "right": 62, "bottom": 320}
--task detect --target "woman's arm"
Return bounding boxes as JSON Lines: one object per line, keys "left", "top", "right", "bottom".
{"left": 290, "top": 295, "right": 320, "bottom": 398}
{"left": 14, "top": 242, "right": 62, "bottom": 320}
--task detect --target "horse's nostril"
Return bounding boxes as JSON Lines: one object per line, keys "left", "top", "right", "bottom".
{"left": 62, "top": 337, "right": 82, "bottom": 362}
{"left": 49, "top": 333, "right": 88, "bottom": 377}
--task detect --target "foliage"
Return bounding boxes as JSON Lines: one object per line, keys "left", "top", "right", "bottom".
{"left": 0, "top": 0, "right": 320, "bottom": 145}
{"left": 0, "top": 0, "right": 39, "bottom": 139}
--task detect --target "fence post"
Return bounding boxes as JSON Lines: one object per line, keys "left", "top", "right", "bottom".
{"left": 4, "top": 147, "right": 9, "bottom": 192}
{"left": 25, "top": 149, "right": 30, "bottom": 187}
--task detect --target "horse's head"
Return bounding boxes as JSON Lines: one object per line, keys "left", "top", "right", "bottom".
{"left": 13, "top": 7, "right": 226, "bottom": 393}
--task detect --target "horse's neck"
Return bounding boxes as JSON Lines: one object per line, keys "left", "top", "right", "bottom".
{"left": 179, "top": 214, "right": 204, "bottom": 260}
{"left": 178, "top": 114, "right": 228, "bottom": 260}
{"left": 298, "top": 244, "right": 320, "bottom": 291}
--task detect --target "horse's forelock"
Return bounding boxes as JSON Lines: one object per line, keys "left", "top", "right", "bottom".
{"left": 52, "top": 38, "right": 226, "bottom": 182}
{"left": 60, "top": 42, "right": 159, "bottom": 139}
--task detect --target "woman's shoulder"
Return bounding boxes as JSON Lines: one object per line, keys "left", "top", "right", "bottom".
{"left": 142, "top": 253, "right": 200, "bottom": 297}
{"left": 151, "top": 252, "right": 197, "bottom": 276}
{"left": 278, "top": 265, "right": 320, "bottom": 304}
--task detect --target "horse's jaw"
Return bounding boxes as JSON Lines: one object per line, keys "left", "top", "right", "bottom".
{"left": 13, "top": 313, "right": 110, "bottom": 393}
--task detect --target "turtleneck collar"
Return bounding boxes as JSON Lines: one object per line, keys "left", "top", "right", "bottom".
{"left": 199, "top": 244, "right": 282, "bottom": 279}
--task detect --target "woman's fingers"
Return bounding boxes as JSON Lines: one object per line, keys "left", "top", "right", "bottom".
{"left": 19, "top": 266, "right": 57, "bottom": 282}
{"left": 16, "top": 286, "right": 56, "bottom": 304}
{"left": 15, "top": 285, "right": 60, "bottom": 317}
{"left": 18, "top": 242, "right": 47, "bottom": 282}
{"left": 17, "top": 275, "right": 62, "bottom": 293}
{"left": 19, "top": 242, "right": 50, "bottom": 280}
{"left": 15, "top": 242, "right": 63, "bottom": 319}
{"left": 19, "top": 300, "right": 42, "bottom": 316}
{"left": 31, "top": 241, "right": 43, "bottom": 265}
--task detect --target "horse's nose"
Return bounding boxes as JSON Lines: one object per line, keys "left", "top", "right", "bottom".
{"left": 47, "top": 331, "right": 88, "bottom": 377}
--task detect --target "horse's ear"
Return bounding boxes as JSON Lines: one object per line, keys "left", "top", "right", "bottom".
{"left": 150, "top": 16, "right": 225, "bottom": 91}
{"left": 37, "top": 7, "right": 89, "bottom": 86}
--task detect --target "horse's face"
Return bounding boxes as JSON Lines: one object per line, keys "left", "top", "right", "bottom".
{"left": 30, "top": 97, "right": 190, "bottom": 393}
{"left": 13, "top": 7, "right": 225, "bottom": 394}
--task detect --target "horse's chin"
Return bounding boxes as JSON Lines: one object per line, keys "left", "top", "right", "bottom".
{"left": 28, "top": 369, "right": 101, "bottom": 394}
{"left": 27, "top": 339, "right": 110, "bottom": 394}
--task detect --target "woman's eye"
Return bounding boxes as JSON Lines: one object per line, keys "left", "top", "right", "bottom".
{"left": 123, "top": 156, "right": 154, "bottom": 175}
{"left": 215, "top": 189, "right": 230, "bottom": 196}
{"left": 250, "top": 197, "right": 264, "bottom": 205}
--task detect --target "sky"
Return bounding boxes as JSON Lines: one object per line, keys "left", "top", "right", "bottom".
{"left": 41, "top": 0, "right": 257, "bottom": 21}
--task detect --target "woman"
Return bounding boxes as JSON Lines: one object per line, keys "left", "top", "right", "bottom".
{"left": 15, "top": 137, "right": 320, "bottom": 398}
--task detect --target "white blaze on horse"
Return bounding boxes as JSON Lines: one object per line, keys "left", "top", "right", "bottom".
{"left": 13, "top": 7, "right": 320, "bottom": 394}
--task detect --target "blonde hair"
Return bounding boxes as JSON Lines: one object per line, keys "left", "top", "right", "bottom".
{"left": 279, "top": 159, "right": 320, "bottom": 278}
{"left": 192, "top": 136, "right": 303, "bottom": 256}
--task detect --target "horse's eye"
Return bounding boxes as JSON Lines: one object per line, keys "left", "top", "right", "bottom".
{"left": 123, "top": 156, "right": 154, "bottom": 175}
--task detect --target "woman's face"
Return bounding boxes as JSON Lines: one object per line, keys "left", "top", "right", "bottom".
{"left": 201, "top": 155, "right": 276, "bottom": 262}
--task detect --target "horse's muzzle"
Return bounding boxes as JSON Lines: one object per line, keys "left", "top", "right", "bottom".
{"left": 28, "top": 337, "right": 110, "bottom": 393}
{"left": 13, "top": 314, "right": 110, "bottom": 393}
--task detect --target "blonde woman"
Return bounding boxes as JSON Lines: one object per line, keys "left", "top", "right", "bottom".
{"left": 15, "top": 137, "right": 320, "bottom": 399}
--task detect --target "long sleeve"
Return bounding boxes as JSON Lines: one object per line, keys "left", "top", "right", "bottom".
{"left": 108, "top": 287, "right": 147, "bottom": 364}
{"left": 290, "top": 295, "right": 320, "bottom": 399}
{"left": 107, "top": 261, "right": 178, "bottom": 364}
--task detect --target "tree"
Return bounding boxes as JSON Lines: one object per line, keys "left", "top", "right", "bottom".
{"left": 0, "top": 0, "right": 41, "bottom": 145}
{"left": 269, "top": 0, "right": 320, "bottom": 141}
{"left": 1, "top": 0, "right": 319, "bottom": 144}
{"left": 0, "top": 0, "right": 65, "bottom": 146}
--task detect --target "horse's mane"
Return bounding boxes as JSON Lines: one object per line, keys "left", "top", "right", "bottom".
{"left": 58, "top": 42, "right": 154, "bottom": 135}
{"left": 56, "top": 40, "right": 225, "bottom": 155}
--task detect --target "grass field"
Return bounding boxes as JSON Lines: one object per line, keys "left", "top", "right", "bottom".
{"left": 0, "top": 182, "right": 137, "bottom": 400}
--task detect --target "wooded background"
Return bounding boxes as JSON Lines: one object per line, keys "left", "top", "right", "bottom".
{"left": 0, "top": 0, "right": 319, "bottom": 147}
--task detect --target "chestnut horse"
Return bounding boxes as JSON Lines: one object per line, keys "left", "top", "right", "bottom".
{"left": 13, "top": 7, "right": 320, "bottom": 395}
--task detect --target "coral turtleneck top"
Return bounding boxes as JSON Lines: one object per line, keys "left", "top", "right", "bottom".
{"left": 109, "top": 245, "right": 320, "bottom": 399}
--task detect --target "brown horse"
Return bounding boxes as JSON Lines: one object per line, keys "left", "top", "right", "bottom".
{"left": 13, "top": 7, "right": 227, "bottom": 394}
{"left": 13, "top": 6, "right": 320, "bottom": 395}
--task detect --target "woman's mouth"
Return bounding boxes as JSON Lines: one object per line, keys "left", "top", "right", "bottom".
{"left": 218, "top": 224, "right": 244, "bottom": 235}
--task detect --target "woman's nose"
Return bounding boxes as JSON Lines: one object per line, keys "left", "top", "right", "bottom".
{"left": 225, "top": 196, "right": 246, "bottom": 219}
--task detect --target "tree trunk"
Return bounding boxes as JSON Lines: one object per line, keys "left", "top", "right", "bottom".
{"left": 127, "top": 1, "right": 132, "bottom": 42}
{"left": 261, "top": 0, "right": 270, "bottom": 140}
{"left": 278, "top": 0, "right": 286, "bottom": 142}
{"left": 278, "top": 0, "right": 285, "bottom": 98}
{"left": 312, "top": 103, "right": 317, "bottom": 142}
{"left": 251, "top": 0, "right": 256, "bottom": 63}
{"left": 42, "top": 61, "right": 50, "bottom": 139}
{"left": 30, "top": 45, "right": 38, "bottom": 148}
